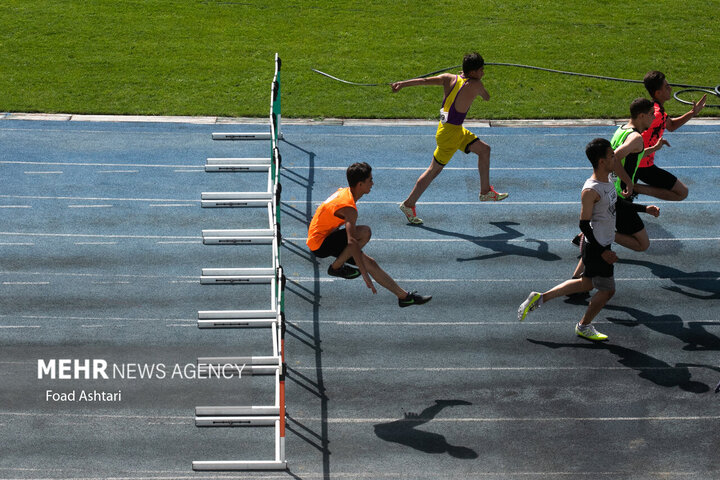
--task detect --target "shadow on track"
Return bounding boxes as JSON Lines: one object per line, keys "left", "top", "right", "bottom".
{"left": 620, "top": 258, "right": 720, "bottom": 300}
{"left": 374, "top": 400, "right": 478, "bottom": 459}
{"left": 419, "top": 221, "right": 561, "bottom": 262}
{"left": 527, "top": 338, "right": 711, "bottom": 393}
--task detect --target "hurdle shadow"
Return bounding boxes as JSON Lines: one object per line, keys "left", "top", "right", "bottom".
{"left": 419, "top": 222, "right": 561, "bottom": 262}
{"left": 373, "top": 400, "right": 478, "bottom": 459}
{"left": 620, "top": 258, "right": 720, "bottom": 300}
{"left": 280, "top": 138, "right": 331, "bottom": 480}
{"left": 527, "top": 338, "right": 711, "bottom": 393}
{"left": 604, "top": 304, "right": 720, "bottom": 352}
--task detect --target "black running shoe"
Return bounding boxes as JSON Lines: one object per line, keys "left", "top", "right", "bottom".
{"left": 399, "top": 291, "right": 432, "bottom": 307}
{"left": 327, "top": 264, "right": 361, "bottom": 279}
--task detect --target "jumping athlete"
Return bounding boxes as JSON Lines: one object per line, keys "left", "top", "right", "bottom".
{"left": 519, "top": 138, "right": 620, "bottom": 341}
{"left": 637, "top": 70, "right": 707, "bottom": 201}
{"left": 306, "top": 162, "right": 432, "bottom": 307}
{"left": 391, "top": 52, "right": 507, "bottom": 225}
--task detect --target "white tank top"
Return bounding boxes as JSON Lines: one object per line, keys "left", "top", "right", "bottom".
{"left": 582, "top": 178, "right": 616, "bottom": 247}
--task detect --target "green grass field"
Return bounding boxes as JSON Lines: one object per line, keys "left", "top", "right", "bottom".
{"left": 1, "top": 0, "right": 718, "bottom": 119}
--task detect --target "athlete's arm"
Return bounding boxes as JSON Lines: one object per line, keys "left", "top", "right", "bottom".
{"left": 666, "top": 94, "right": 707, "bottom": 131}
{"left": 645, "top": 137, "right": 670, "bottom": 153}
{"left": 335, "top": 207, "right": 376, "bottom": 293}
{"left": 612, "top": 133, "right": 642, "bottom": 196}
{"left": 391, "top": 74, "right": 450, "bottom": 92}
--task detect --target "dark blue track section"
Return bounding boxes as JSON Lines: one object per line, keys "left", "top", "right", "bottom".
{"left": 1, "top": 119, "right": 719, "bottom": 479}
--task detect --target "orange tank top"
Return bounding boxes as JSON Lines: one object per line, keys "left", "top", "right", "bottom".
{"left": 306, "top": 187, "right": 357, "bottom": 251}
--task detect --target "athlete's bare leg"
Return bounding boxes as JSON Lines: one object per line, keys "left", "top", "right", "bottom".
{"left": 402, "top": 159, "right": 445, "bottom": 209}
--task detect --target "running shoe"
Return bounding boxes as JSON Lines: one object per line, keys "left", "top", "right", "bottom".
{"left": 479, "top": 186, "right": 508, "bottom": 202}
{"left": 517, "top": 291, "right": 542, "bottom": 321}
{"left": 399, "top": 203, "right": 423, "bottom": 224}
{"left": 327, "top": 264, "right": 361, "bottom": 279}
{"left": 399, "top": 291, "right": 432, "bottom": 307}
{"left": 575, "top": 323, "right": 609, "bottom": 341}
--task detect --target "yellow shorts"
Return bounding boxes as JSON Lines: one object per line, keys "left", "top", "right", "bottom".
{"left": 433, "top": 122, "right": 479, "bottom": 165}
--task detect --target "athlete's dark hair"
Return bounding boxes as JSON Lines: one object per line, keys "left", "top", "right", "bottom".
{"left": 462, "top": 52, "right": 485, "bottom": 75}
{"left": 629, "top": 97, "right": 654, "bottom": 119}
{"left": 643, "top": 70, "right": 666, "bottom": 98}
{"left": 347, "top": 162, "right": 372, "bottom": 187}
{"left": 585, "top": 138, "right": 612, "bottom": 170}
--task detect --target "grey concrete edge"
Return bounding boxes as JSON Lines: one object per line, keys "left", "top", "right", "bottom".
{"left": 1, "top": 112, "right": 719, "bottom": 127}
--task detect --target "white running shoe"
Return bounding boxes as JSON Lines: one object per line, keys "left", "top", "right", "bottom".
{"left": 518, "top": 291, "right": 542, "bottom": 321}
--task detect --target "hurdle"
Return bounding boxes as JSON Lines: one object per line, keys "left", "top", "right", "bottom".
{"left": 193, "top": 53, "right": 287, "bottom": 471}
{"left": 210, "top": 54, "right": 282, "bottom": 141}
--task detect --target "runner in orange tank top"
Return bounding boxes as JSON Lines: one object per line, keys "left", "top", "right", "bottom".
{"left": 307, "top": 162, "right": 432, "bottom": 308}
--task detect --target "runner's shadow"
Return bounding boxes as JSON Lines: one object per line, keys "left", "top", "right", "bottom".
{"left": 527, "top": 338, "right": 710, "bottom": 393}
{"left": 619, "top": 258, "right": 720, "bottom": 300}
{"left": 603, "top": 304, "right": 720, "bottom": 352}
{"left": 374, "top": 400, "right": 478, "bottom": 459}
{"left": 419, "top": 222, "right": 561, "bottom": 262}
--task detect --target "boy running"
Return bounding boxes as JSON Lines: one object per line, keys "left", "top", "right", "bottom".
{"left": 518, "top": 138, "right": 619, "bottom": 341}
{"left": 391, "top": 52, "right": 507, "bottom": 225}
{"left": 307, "top": 162, "right": 432, "bottom": 307}
{"left": 637, "top": 70, "right": 707, "bottom": 201}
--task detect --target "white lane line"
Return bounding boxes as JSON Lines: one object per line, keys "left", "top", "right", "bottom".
{"left": 286, "top": 276, "right": 719, "bottom": 283}
{"left": 0, "top": 242, "right": 34, "bottom": 246}
{"left": 0, "top": 194, "right": 200, "bottom": 203}
{"left": 91, "top": 281, "right": 131, "bottom": 284}
{"left": 0, "top": 325, "right": 41, "bottom": 329}
{"left": 287, "top": 236, "right": 720, "bottom": 243}
{"left": 295, "top": 415, "right": 720, "bottom": 423}
{"left": 148, "top": 203, "right": 196, "bottom": 207}
{"left": 1, "top": 281, "right": 49, "bottom": 285}
{"left": 23, "top": 171, "right": 62, "bottom": 175}
{"left": 0, "top": 314, "right": 195, "bottom": 322}
{"left": 0, "top": 232, "right": 198, "bottom": 240}
{"left": 0, "top": 205, "right": 31, "bottom": 208}
{"left": 284, "top": 165, "right": 720, "bottom": 171}
{"left": 288, "top": 319, "right": 720, "bottom": 327}
{"left": 293, "top": 366, "right": 715, "bottom": 373}
{"left": 74, "top": 242, "right": 118, "bottom": 245}
{"left": 3, "top": 160, "right": 202, "bottom": 169}
{"left": 288, "top": 200, "right": 720, "bottom": 206}
{"left": 68, "top": 204, "right": 113, "bottom": 208}
{"left": 0, "top": 271, "right": 197, "bottom": 280}
{"left": 156, "top": 241, "right": 200, "bottom": 244}
{"left": 98, "top": 170, "right": 139, "bottom": 173}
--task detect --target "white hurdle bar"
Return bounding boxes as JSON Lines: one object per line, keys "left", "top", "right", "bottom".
{"left": 200, "top": 267, "right": 275, "bottom": 285}
{"left": 202, "top": 228, "right": 274, "bottom": 245}
{"left": 211, "top": 132, "right": 272, "bottom": 141}
{"left": 201, "top": 193, "right": 272, "bottom": 208}
{"left": 197, "top": 309, "right": 277, "bottom": 328}
{"left": 205, "top": 157, "right": 271, "bottom": 172}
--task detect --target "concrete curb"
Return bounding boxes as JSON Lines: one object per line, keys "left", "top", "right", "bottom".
{"left": 1, "top": 112, "right": 719, "bottom": 127}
